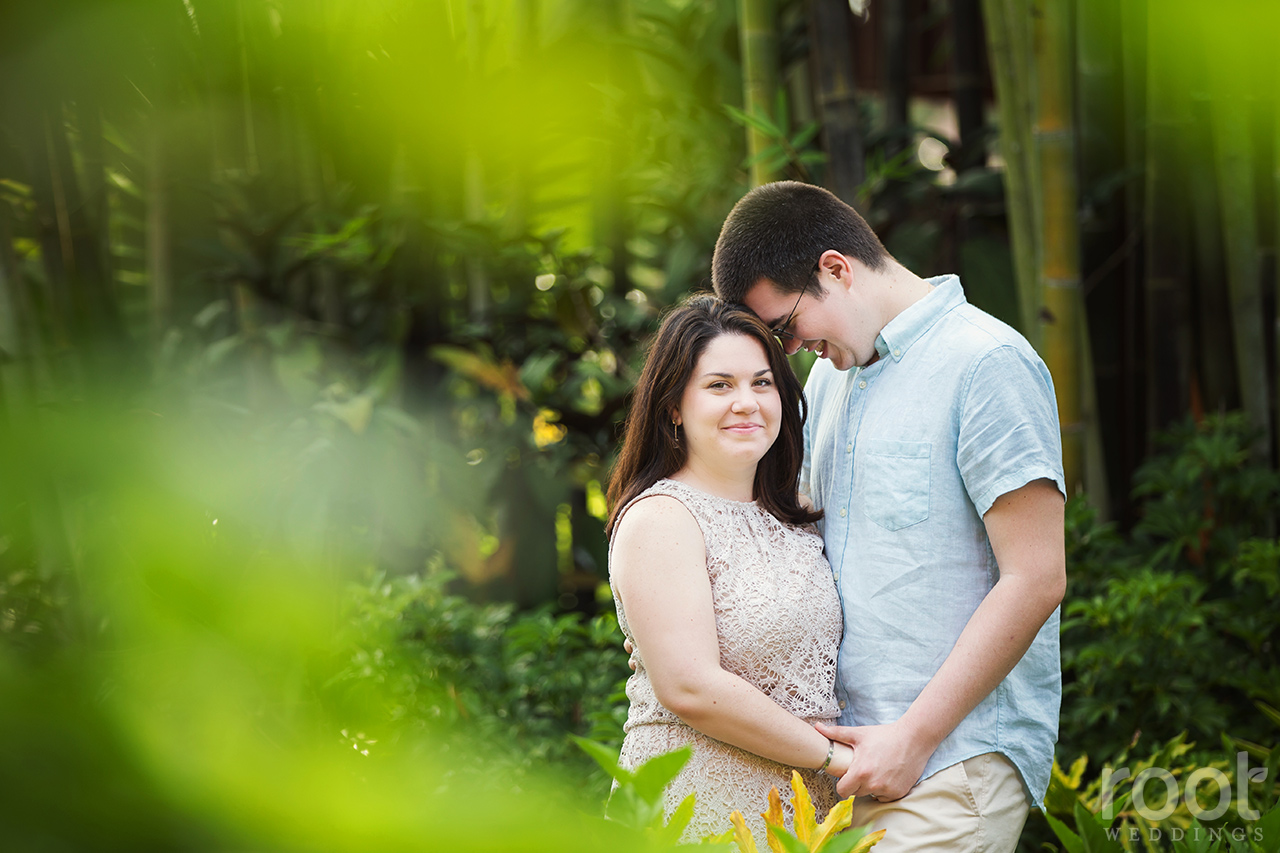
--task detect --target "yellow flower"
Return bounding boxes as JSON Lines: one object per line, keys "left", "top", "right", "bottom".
{"left": 532, "top": 409, "right": 568, "bottom": 449}
{"left": 725, "top": 770, "right": 886, "bottom": 853}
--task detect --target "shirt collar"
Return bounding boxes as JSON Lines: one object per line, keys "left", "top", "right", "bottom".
{"left": 874, "top": 274, "right": 966, "bottom": 362}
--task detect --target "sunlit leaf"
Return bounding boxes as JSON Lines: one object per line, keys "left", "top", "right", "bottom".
{"left": 730, "top": 810, "right": 760, "bottom": 853}
{"left": 788, "top": 771, "right": 816, "bottom": 845}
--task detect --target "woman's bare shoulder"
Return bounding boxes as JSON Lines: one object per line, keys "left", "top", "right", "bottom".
{"left": 614, "top": 493, "right": 700, "bottom": 544}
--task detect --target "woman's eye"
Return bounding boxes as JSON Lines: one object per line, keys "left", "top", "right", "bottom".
{"left": 754, "top": 378, "right": 773, "bottom": 387}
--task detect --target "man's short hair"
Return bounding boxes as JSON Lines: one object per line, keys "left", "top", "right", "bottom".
{"left": 711, "top": 181, "right": 889, "bottom": 304}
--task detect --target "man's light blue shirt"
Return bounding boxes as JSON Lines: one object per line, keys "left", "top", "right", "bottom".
{"left": 800, "top": 275, "right": 1065, "bottom": 806}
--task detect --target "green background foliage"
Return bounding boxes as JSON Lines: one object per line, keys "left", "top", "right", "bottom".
{"left": 3, "top": 2, "right": 1280, "bottom": 851}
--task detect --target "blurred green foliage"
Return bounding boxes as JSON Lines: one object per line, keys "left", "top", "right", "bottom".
{"left": 329, "top": 564, "right": 631, "bottom": 797}
{"left": 1061, "top": 414, "right": 1280, "bottom": 763}
{"left": 0, "top": 391, "right": 649, "bottom": 851}
{"left": 10, "top": 3, "right": 1273, "bottom": 851}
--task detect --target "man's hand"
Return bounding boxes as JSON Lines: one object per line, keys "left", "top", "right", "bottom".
{"left": 816, "top": 720, "right": 933, "bottom": 801}
{"left": 814, "top": 479, "right": 1064, "bottom": 803}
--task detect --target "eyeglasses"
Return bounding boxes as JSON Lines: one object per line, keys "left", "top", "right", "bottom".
{"left": 769, "top": 285, "right": 806, "bottom": 343}
{"left": 769, "top": 261, "right": 821, "bottom": 343}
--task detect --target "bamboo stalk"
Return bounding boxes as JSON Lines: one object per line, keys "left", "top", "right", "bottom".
{"left": 1185, "top": 94, "right": 1233, "bottom": 414}
{"left": 881, "top": 0, "right": 909, "bottom": 158}
{"left": 1118, "top": 0, "right": 1147, "bottom": 499}
{"left": 464, "top": 0, "right": 488, "bottom": 322}
{"left": 1142, "top": 5, "right": 1193, "bottom": 432}
{"left": 738, "top": 0, "right": 780, "bottom": 186}
{"left": 0, "top": 200, "right": 28, "bottom": 414}
{"left": 1275, "top": 49, "right": 1280, "bottom": 463}
{"left": 596, "top": 0, "right": 630, "bottom": 295}
{"left": 1033, "top": 0, "right": 1089, "bottom": 494}
{"left": 809, "top": 0, "right": 863, "bottom": 205}
{"left": 506, "top": 0, "right": 537, "bottom": 239}
{"left": 1075, "top": 0, "right": 1122, "bottom": 514}
{"left": 147, "top": 124, "right": 174, "bottom": 344}
{"left": 982, "top": 0, "right": 1040, "bottom": 343}
{"left": 951, "top": 0, "right": 986, "bottom": 172}
{"left": 236, "top": 0, "right": 259, "bottom": 174}
{"left": 1209, "top": 33, "right": 1270, "bottom": 462}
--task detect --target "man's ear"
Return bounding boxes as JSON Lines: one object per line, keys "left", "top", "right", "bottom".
{"left": 817, "top": 249, "right": 855, "bottom": 292}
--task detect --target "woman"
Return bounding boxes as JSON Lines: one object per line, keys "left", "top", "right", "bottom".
{"left": 605, "top": 294, "right": 853, "bottom": 840}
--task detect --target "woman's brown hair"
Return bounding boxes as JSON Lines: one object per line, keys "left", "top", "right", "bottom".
{"left": 605, "top": 293, "right": 821, "bottom": 538}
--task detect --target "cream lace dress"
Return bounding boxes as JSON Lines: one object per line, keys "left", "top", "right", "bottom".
{"left": 610, "top": 479, "right": 843, "bottom": 842}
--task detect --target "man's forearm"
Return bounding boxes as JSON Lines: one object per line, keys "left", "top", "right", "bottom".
{"left": 895, "top": 572, "right": 1062, "bottom": 752}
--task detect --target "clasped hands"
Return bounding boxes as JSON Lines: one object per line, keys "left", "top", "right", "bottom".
{"left": 623, "top": 637, "right": 928, "bottom": 802}
{"left": 815, "top": 719, "right": 931, "bottom": 802}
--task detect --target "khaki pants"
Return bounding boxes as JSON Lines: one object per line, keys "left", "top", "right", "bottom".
{"left": 850, "top": 752, "right": 1031, "bottom": 853}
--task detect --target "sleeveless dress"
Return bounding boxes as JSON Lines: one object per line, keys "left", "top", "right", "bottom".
{"left": 609, "top": 479, "right": 844, "bottom": 841}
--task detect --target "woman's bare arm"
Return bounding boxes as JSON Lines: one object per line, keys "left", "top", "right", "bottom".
{"left": 611, "top": 494, "right": 851, "bottom": 775}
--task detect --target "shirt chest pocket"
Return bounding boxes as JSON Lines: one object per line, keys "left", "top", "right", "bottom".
{"left": 858, "top": 439, "right": 931, "bottom": 530}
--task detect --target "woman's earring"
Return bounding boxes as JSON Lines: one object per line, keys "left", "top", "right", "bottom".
{"left": 672, "top": 420, "right": 679, "bottom": 443}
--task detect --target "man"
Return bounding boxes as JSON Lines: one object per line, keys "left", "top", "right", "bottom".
{"left": 712, "top": 180, "right": 1066, "bottom": 853}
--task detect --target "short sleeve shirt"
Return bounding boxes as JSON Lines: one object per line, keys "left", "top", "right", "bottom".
{"left": 800, "top": 274, "right": 1065, "bottom": 806}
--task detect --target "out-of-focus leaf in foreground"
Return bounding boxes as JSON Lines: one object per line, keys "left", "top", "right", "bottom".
{"left": 0, "top": 397, "right": 646, "bottom": 852}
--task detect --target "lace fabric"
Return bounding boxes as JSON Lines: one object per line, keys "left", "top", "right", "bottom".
{"left": 610, "top": 479, "right": 843, "bottom": 841}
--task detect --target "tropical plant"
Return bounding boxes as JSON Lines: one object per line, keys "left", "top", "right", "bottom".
{"left": 1039, "top": 732, "right": 1280, "bottom": 852}
{"left": 728, "top": 771, "right": 885, "bottom": 853}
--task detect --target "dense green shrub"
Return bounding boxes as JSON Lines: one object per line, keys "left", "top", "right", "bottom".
{"left": 1060, "top": 414, "right": 1280, "bottom": 764}
{"left": 327, "top": 562, "right": 631, "bottom": 798}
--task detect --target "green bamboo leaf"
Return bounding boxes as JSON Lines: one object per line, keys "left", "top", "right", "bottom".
{"left": 790, "top": 121, "right": 821, "bottom": 149}
{"left": 725, "top": 104, "right": 783, "bottom": 137}
{"left": 204, "top": 335, "right": 244, "bottom": 367}
{"left": 1257, "top": 701, "right": 1280, "bottom": 730}
{"left": 744, "top": 144, "right": 788, "bottom": 169}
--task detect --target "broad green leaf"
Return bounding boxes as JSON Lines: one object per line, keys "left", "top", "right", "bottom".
{"left": 570, "top": 736, "right": 629, "bottom": 783}
{"left": 767, "top": 826, "right": 809, "bottom": 853}
{"left": 1044, "top": 810, "right": 1085, "bottom": 853}
{"left": 651, "top": 792, "right": 696, "bottom": 845}
{"left": 848, "top": 828, "right": 887, "bottom": 853}
{"left": 632, "top": 746, "right": 693, "bottom": 800}
{"left": 1074, "top": 799, "right": 1123, "bottom": 853}
{"left": 816, "top": 826, "right": 866, "bottom": 853}
{"left": 1253, "top": 803, "right": 1280, "bottom": 853}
